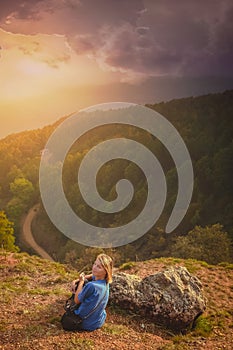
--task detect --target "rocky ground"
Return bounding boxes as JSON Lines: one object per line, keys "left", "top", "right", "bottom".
{"left": 0, "top": 251, "right": 232, "bottom": 349}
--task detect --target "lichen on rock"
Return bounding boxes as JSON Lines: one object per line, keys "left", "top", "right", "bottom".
{"left": 109, "top": 267, "right": 207, "bottom": 331}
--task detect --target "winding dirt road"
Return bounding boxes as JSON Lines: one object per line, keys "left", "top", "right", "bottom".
{"left": 22, "top": 204, "right": 54, "bottom": 261}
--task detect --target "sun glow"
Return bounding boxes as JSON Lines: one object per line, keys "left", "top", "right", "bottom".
{"left": 18, "top": 58, "right": 52, "bottom": 76}
{"left": 0, "top": 28, "right": 120, "bottom": 138}
{"left": 1, "top": 56, "right": 57, "bottom": 100}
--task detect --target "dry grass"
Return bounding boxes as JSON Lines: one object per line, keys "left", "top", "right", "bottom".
{"left": 0, "top": 251, "right": 232, "bottom": 350}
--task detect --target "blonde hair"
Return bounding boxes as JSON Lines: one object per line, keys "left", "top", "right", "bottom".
{"left": 97, "top": 253, "right": 113, "bottom": 284}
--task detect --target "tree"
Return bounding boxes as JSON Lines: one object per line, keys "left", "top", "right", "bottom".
{"left": 170, "top": 224, "right": 232, "bottom": 264}
{"left": 0, "top": 211, "right": 18, "bottom": 251}
{"left": 7, "top": 177, "right": 35, "bottom": 226}
{"left": 10, "top": 177, "right": 34, "bottom": 207}
{"left": 7, "top": 165, "right": 24, "bottom": 184}
{"left": 6, "top": 197, "right": 25, "bottom": 223}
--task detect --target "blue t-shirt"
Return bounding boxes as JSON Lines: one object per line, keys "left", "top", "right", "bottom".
{"left": 74, "top": 278, "right": 109, "bottom": 331}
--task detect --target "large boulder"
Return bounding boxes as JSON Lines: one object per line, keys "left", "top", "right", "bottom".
{"left": 109, "top": 267, "right": 207, "bottom": 331}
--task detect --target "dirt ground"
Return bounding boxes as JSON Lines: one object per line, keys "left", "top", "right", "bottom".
{"left": 0, "top": 252, "right": 232, "bottom": 349}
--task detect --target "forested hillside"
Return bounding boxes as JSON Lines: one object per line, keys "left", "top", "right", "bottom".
{"left": 0, "top": 90, "right": 232, "bottom": 264}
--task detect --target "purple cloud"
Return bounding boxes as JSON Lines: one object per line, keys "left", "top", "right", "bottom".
{"left": 0, "top": 0, "right": 49, "bottom": 21}
{"left": 0, "top": 0, "right": 233, "bottom": 78}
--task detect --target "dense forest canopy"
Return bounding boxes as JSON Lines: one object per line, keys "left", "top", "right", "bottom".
{"left": 0, "top": 90, "right": 232, "bottom": 264}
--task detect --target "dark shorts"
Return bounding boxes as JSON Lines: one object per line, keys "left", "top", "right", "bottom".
{"left": 61, "top": 311, "right": 83, "bottom": 331}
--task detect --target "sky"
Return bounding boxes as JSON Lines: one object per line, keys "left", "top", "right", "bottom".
{"left": 0, "top": 0, "right": 233, "bottom": 139}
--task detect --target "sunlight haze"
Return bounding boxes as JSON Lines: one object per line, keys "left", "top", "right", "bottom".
{"left": 0, "top": 1, "right": 233, "bottom": 138}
